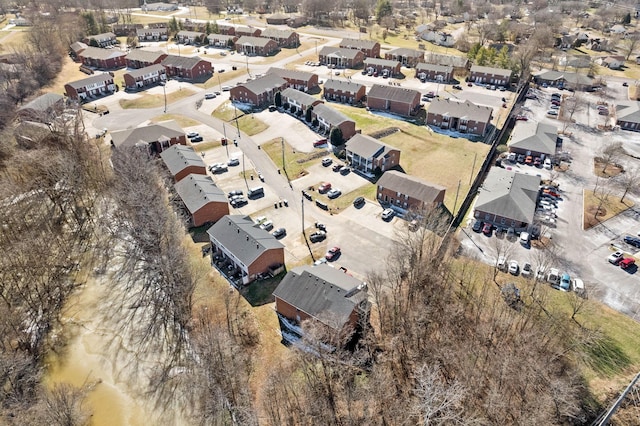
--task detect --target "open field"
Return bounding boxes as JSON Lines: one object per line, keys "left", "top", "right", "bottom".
{"left": 250, "top": 41, "right": 316, "bottom": 65}
{"left": 149, "top": 114, "right": 200, "bottom": 127}
{"left": 329, "top": 103, "right": 490, "bottom": 212}
{"left": 199, "top": 69, "right": 247, "bottom": 89}
{"left": 119, "top": 88, "right": 196, "bottom": 109}
{"left": 212, "top": 101, "right": 269, "bottom": 135}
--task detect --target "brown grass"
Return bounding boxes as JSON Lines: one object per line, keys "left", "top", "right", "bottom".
{"left": 119, "top": 88, "right": 196, "bottom": 109}
{"left": 583, "top": 189, "right": 634, "bottom": 230}
{"left": 594, "top": 159, "right": 624, "bottom": 178}
{"left": 45, "top": 56, "right": 89, "bottom": 96}
{"left": 149, "top": 114, "right": 200, "bottom": 127}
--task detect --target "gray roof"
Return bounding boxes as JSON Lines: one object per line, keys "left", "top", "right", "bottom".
{"left": 19, "top": 93, "right": 64, "bottom": 113}
{"left": 377, "top": 170, "right": 445, "bottom": 204}
{"left": 161, "top": 54, "right": 207, "bottom": 69}
{"left": 427, "top": 98, "right": 493, "bottom": 122}
{"left": 534, "top": 70, "right": 593, "bottom": 86}
{"left": 66, "top": 73, "right": 114, "bottom": 90}
{"left": 345, "top": 133, "right": 395, "bottom": 159}
{"left": 236, "top": 36, "right": 273, "bottom": 47}
{"left": 160, "top": 144, "right": 206, "bottom": 176}
{"left": 125, "top": 49, "right": 166, "bottom": 63}
{"left": 267, "top": 12, "right": 289, "bottom": 19}
{"left": 313, "top": 104, "right": 352, "bottom": 126}
{"left": 508, "top": 122, "right": 558, "bottom": 156}
{"left": 475, "top": 168, "right": 540, "bottom": 224}
{"left": 273, "top": 265, "right": 367, "bottom": 328}
{"left": 281, "top": 87, "right": 320, "bottom": 105}
{"left": 323, "top": 79, "right": 364, "bottom": 92}
{"left": 78, "top": 46, "right": 126, "bottom": 60}
{"left": 87, "top": 32, "right": 116, "bottom": 41}
{"left": 319, "top": 46, "right": 362, "bottom": 60}
{"left": 340, "top": 38, "right": 379, "bottom": 50}
{"left": 416, "top": 62, "right": 453, "bottom": 73}
{"left": 364, "top": 58, "right": 400, "bottom": 67}
{"left": 260, "top": 27, "right": 296, "bottom": 38}
{"left": 470, "top": 65, "right": 512, "bottom": 78}
{"left": 206, "top": 215, "right": 284, "bottom": 266}
{"left": 266, "top": 67, "right": 315, "bottom": 82}
{"left": 174, "top": 174, "right": 227, "bottom": 214}
{"left": 234, "top": 25, "right": 257, "bottom": 33}
{"left": 240, "top": 74, "right": 287, "bottom": 95}
{"left": 110, "top": 120, "right": 184, "bottom": 148}
{"left": 367, "top": 84, "right": 420, "bottom": 103}
{"left": 208, "top": 34, "right": 236, "bottom": 41}
{"left": 124, "top": 63, "right": 166, "bottom": 78}
{"left": 616, "top": 101, "right": 640, "bottom": 124}
{"left": 177, "top": 30, "right": 205, "bottom": 37}
{"left": 137, "top": 27, "right": 168, "bottom": 35}
{"left": 70, "top": 41, "right": 88, "bottom": 53}
{"left": 386, "top": 48, "right": 424, "bottom": 58}
{"left": 423, "top": 52, "right": 469, "bottom": 68}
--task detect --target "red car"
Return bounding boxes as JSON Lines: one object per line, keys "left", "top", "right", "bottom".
{"left": 482, "top": 223, "right": 492, "bottom": 235}
{"left": 515, "top": 115, "right": 528, "bottom": 121}
{"left": 543, "top": 189, "right": 560, "bottom": 198}
{"left": 325, "top": 246, "right": 341, "bottom": 261}
{"left": 318, "top": 182, "right": 332, "bottom": 193}
{"left": 313, "top": 139, "right": 327, "bottom": 147}
{"left": 620, "top": 258, "right": 635, "bottom": 269}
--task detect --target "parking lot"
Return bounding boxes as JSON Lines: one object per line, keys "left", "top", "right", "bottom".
{"left": 460, "top": 82, "right": 640, "bottom": 317}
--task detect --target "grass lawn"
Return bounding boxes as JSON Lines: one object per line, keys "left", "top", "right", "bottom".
{"left": 212, "top": 101, "right": 269, "bottom": 135}
{"left": 45, "top": 56, "right": 89, "bottom": 96}
{"left": 261, "top": 138, "right": 322, "bottom": 179}
{"left": 198, "top": 69, "right": 247, "bottom": 89}
{"left": 149, "top": 114, "right": 200, "bottom": 127}
{"left": 191, "top": 140, "right": 222, "bottom": 152}
{"left": 119, "top": 88, "right": 196, "bottom": 109}
{"left": 239, "top": 273, "right": 285, "bottom": 307}
{"left": 329, "top": 104, "right": 490, "bottom": 212}
{"left": 312, "top": 183, "right": 377, "bottom": 213}
{"left": 583, "top": 189, "right": 634, "bottom": 230}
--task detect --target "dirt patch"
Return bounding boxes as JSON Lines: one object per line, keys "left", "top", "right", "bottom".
{"left": 583, "top": 190, "right": 634, "bottom": 230}
{"left": 594, "top": 159, "right": 624, "bottom": 177}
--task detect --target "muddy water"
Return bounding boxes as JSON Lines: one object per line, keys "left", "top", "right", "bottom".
{"left": 45, "top": 275, "right": 161, "bottom": 426}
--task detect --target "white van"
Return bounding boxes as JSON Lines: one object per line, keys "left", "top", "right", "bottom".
{"left": 519, "top": 232, "right": 530, "bottom": 246}
{"left": 571, "top": 278, "right": 585, "bottom": 294}
{"left": 247, "top": 186, "right": 264, "bottom": 199}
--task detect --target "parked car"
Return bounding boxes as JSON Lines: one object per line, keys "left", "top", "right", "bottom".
{"left": 472, "top": 219, "right": 483, "bottom": 232}
{"left": 624, "top": 235, "right": 640, "bottom": 248}
{"left": 547, "top": 268, "right": 560, "bottom": 285}
{"left": 227, "top": 158, "right": 240, "bottom": 166}
{"left": 516, "top": 154, "right": 525, "bottom": 163}
{"left": 353, "top": 196, "right": 365, "bottom": 208}
{"left": 497, "top": 256, "right": 507, "bottom": 271}
{"left": 515, "top": 115, "right": 528, "bottom": 121}
{"left": 230, "top": 197, "right": 247, "bottom": 207}
{"left": 325, "top": 246, "right": 341, "bottom": 261}
{"left": 536, "top": 265, "right": 546, "bottom": 281}
{"left": 327, "top": 188, "right": 342, "bottom": 199}
{"left": 549, "top": 104, "right": 560, "bottom": 110}
{"left": 340, "top": 167, "right": 351, "bottom": 175}
{"left": 204, "top": 93, "right": 216, "bottom": 99}
{"left": 382, "top": 208, "right": 394, "bottom": 220}
{"left": 210, "top": 164, "right": 228, "bottom": 173}
{"left": 544, "top": 158, "right": 553, "bottom": 170}
{"left": 332, "top": 163, "right": 343, "bottom": 172}
{"left": 608, "top": 251, "right": 624, "bottom": 264}
{"left": 506, "top": 227, "right": 515, "bottom": 240}
{"left": 318, "top": 182, "right": 332, "bottom": 193}
{"left": 313, "top": 139, "right": 327, "bottom": 147}
{"left": 309, "top": 231, "right": 326, "bottom": 243}
{"left": 547, "top": 110, "right": 559, "bottom": 116}
{"left": 620, "top": 258, "right": 636, "bottom": 269}
{"left": 520, "top": 232, "right": 530, "bottom": 246}
{"left": 521, "top": 262, "right": 532, "bottom": 278}
{"left": 598, "top": 109, "right": 609, "bottom": 115}
{"left": 321, "top": 157, "right": 333, "bottom": 166}
{"left": 557, "top": 273, "right": 571, "bottom": 291}
{"left": 228, "top": 190, "right": 243, "bottom": 198}
{"left": 187, "top": 131, "right": 199, "bottom": 138}
{"left": 482, "top": 223, "right": 492, "bottom": 235}
{"left": 272, "top": 228, "right": 286, "bottom": 239}
{"left": 260, "top": 220, "right": 274, "bottom": 231}
{"left": 453, "top": 85, "right": 462, "bottom": 90}
{"left": 191, "top": 136, "right": 203, "bottom": 142}
{"left": 571, "top": 278, "right": 585, "bottom": 294}
{"left": 508, "top": 260, "right": 519, "bottom": 275}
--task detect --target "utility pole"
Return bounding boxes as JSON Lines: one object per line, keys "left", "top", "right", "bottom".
{"left": 469, "top": 152, "right": 477, "bottom": 185}
{"left": 222, "top": 122, "right": 229, "bottom": 158}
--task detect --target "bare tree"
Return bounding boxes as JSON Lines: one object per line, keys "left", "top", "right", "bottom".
{"left": 621, "top": 32, "right": 640, "bottom": 61}
{"left": 596, "top": 141, "right": 625, "bottom": 174}
{"left": 42, "top": 383, "right": 92, "bottom": 426}
{"left": 560, "top": 93, "right": 587, "bottom": 134}
{"left": 615, "top": 166, "right": 640, "bottom": 202}
{"left": 413, "top": 364, "right": 469, "bottom": 425}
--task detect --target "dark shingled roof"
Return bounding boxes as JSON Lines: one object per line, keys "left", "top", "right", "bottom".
{"left": 319, "top": 46, "right": 362, "bottom": 60}
{"left": 266, "top": 67, "right": 315, "bottom": 82}
{"left": 616, "top": 101, "right": 640, "bottom": 124}
{"left": 18, "top": 93, "right": 64, "bottom": 113}
{"left": 386, "top": 47, "right": 424, "bottom": 58}
{"left": 340, "top": 38, "right": 379, "bottom": 50}
{"left": 364, "top": 58, "right": 400, "bottom": 67}
{"left": 161, "top": 54, "right": 207, "bottom": 69}
{"left": 78, "top": 46, "right": 126, "bottom": 60}
{"left": 260, "top": 27, "right": 296, "bottom": 38}
{"left": 174, "top": 174, "right": 227, "bottom": 214}
{"left": 508, "top": 122, "right": 558, "bottom": 156}
{"left": 66, "top": 73, "right": 114, "bottom": 90}
{"left": 367, "top": 84, "right": 420, "bottom": 103}
{"left": 313, "top": 104, "right": 351, "bottom": 126}
{"left": 87, "top": 32, "right": 116, "bottom": 42}
{"left": 160, "top": 144, "right": 205, "bottom": 176}
{"left": 377, "top": 171, "right": 445, "bottom": 205}
{"left": 323, "top": 79, "right": 364, "bottom": 92}
{"left": 207, "top": 215, "right": 284, "bottom": 267}
{"left": 110, "top": 120, "right": 184, "bottom": 148}
{"left": 427, "top": 98, "right": 493, "bottom": 122}
{"left": 345, "top": 133, "right": 394, "bottom": 159}
{"left": 475, "top": 168, "right": 540, "bottom": 224}
{"left": 281, "top": 87, "right": 320, "bottom": 105}
{"left": 240, "top": 74, "right": 287, "bottom": 95}
{"left": 177, "top": 30, "right": 205, "bottom": 37}
{"left": 125, "top": 63, "right": 165, "bottom": 79}
{"left": 470, "top": 65, "right": 512, "bottom": 79}
{"left": 416, "top": 63, "right": 453, "bottom": 73}
{"left": 125, "top": 49, "right": 167, "bottom": 63}
{"left": 423, "top": 52, "right": 469, "bottom": 68}
{"left": 273, "top": 265, "right": 367, "bottom": 327}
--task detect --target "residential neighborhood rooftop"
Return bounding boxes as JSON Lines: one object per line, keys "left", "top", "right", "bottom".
{"left": 240, "top": 74, "right": 287, "bottom": 94}
{"left": 475, "top": 168, "right": 540, "bottom": 224}
{"left": 377, "top": 171, "right": 445, "bottom": 204}
{"left": 323, "top": 79, "right": 364, "bottom": 92}
{"left": 174, "top": 174, "right": 227, "bottom": 213}
{"left": 125, "top": 63, "right": 165, "bottom": 79}
{"left": 427, "top": 98, "right": 493, "bottom": 122}
{"left": 367, "top": 84, "right": 420, "bottom": 103}
{"left": 125, "top": 49, "right": 167, "bottom": 63}
{"left": 110, "top": 120, "right": 184, "bottom": 148}
{"left": 160, "top": 144, "right": 206, "bottom": 176}
{"left": 312, "top": 104, "right": 351, "bottom": 126}
{"left": 65, "top": 73, "right": 114, "bottom": 90}
{"left": 345, "top": 133, "right": 395, "bottom": 159}
{"left": 78, "top": 46, "right": 126, "bottom": 60}
{"left": 508, "top": 122, "right": 559, "bottom": 156}
{"left": 266, "top": 67, "right": 315, "bottom": 82}
{"left": 236, "top": 36, "right": 273, "bottom": 47}
{"left": 319, "top": 46, "right": 363, "bottom": 60}
{"left": 281, "top": 87, "right": 319, "bottom": 105}
{"left": 340, "top": 38, "right": 379, "bottom": 49}
{"left": 470, "top": 65, "right": 513, "bottom": 77}
{"left": 161, "top": 54, "right": 207, "bottom": 69}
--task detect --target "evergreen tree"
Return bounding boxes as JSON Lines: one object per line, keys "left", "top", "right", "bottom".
{"left": 375, "top": 0, "right": 392, "bottom": 23}
{"left": 330, "top": 127, "right": 344, "bottom": 145}
{"left": 274, "top": 91, "right": 282, "bottom": 107}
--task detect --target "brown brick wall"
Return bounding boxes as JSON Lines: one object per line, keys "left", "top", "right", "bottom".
{"left": 324, "top": 86, "right": 366, "bottom": 103}
{"left": 174, "top": 165, "right": 207, "bottom": 182}
{"left": 248, "top": 248, "right": 285, "bottom": 277}
{"left": 192, "top": 202, "right": 230, "bottom": 227}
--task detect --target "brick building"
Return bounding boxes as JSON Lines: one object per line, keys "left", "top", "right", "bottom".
{"left": 83, "top": 32, "right": 117, "bottom": 47}
{"left": 266, "top": 67, "right": 319, "bottom": 92}
{"left": 318, "top": 46, "right": 365, "bottom": 68}
{"left": 110, "top": 120, "right": 186, "bottom": 154}
{"left": 366, "top": 84, "right": 421, "bottom": 116}
{"left": 207, "top": 215, "right": 285, "bottom": 285}
{"left": 345, "top": 134, "right": 400, "bottom": 177}
{"left": 260, "top": 27, "right": 300, "bottom": 48}
{"left": 176, "top": 30, "right": 206, "bottom": 44}
{"left": 77, "top": 46, "right": 126, "bottom": 69}
{"left": 281, "top": 88, "right": 323, "bottom": 116}
{"left": 64, "top": 73, "right": 116, "bottom": 101}
{"left": 384, "top": 48, "right": 424, "bottom": 67}
{"left": 323, "top": 79, "right": 366, "bottom": 104}
{"left": 123, "top": 64, "right": 167, "bottom": 90}
{"left": 160, "top": 144, "right": 207, "bottom": 182}
{"left": 426, "top": 98, "right": 493, "bottom": 137}
{"left": 174, "top": 174, "right": 229, "bottom": 227}
{"left": 161, "top": 55, "right": 213, "bottom": 81}
{"left": 137, "top": 27, "right": 169, "bottom": 41}
{"left": 363, "top": 58, "right": 401, "bottom": 77}
{"left": 312, "top": 104, "right": 357, "bottom": 141}
{"left": 207, "top": 34, "right": 237, "bottom": 48}
{"left": 376, "top": 170, "right": 445, "bottom": 215}
{"left": 235, "top": 36, "right": 279, "bottom": 56}
{"left": 415, "top": 63, "right": 454, "bottom": 82}
{"left": 339, "top": 38, "right": 380, "bottom": 58}
{"left": 235, "top": 26, "right": 262, "bottom": 37}
{"left": 125, "top": 49, "right": 167, "bottom": 69}
{"left": 230, "top": 74, "right": 288, "bottom": 107}
{"left": 469, "top": 65, "right": 512, "bottom": 87}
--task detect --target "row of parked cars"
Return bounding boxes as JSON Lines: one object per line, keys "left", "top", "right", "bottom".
{"left": 498, "top": 258, "right": 585, "bottom": 294}
{"left": 608, "top": 250, "right": 636, "bottom": 270}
